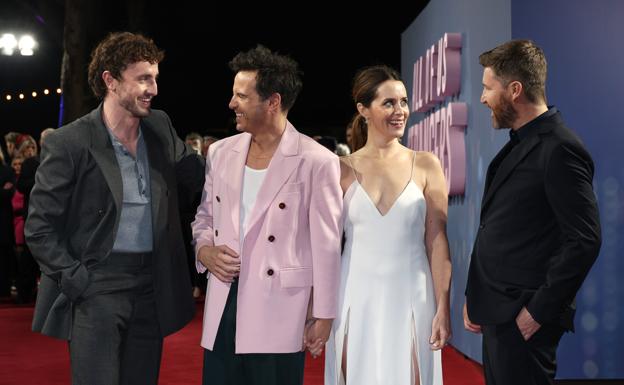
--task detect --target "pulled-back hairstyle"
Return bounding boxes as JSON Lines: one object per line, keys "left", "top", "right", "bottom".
{"left": 479, "top": 39, "right": 547, "bottom": 104}
{"left": 88, "top": 32, "right": 164, "bottom": 100}
{"left": 229, "top": 45, "right": 303, "bottom": 112}
{"left": 350, "top": 65, "right": 402, "bottom": 152}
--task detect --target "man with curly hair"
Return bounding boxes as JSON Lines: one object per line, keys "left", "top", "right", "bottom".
{"left": 25, "top": 32, "right": 203, "bottom": 385}
{"left": 192, "top": 45, "right": 342, "bottom": 385}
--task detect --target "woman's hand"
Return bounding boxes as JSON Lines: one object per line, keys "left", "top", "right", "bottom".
{"left": 430, "top": 308, "right": 451, "bottom": 350}
{"left": 303, "top": 318, "right": 332, "bottom": 358}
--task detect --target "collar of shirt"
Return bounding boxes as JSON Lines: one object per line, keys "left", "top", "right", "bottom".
{"left": 509, "top": 106, "right": 557, "bottom": 145}
{"left": 106, "top": 125, "right": 144, "bottom": 156}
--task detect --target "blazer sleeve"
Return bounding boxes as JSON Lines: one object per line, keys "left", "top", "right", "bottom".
{"left": 165, "top": 111, "right": 190, "bottom": 163}
{"left": 308, "top": 156, "right": 343, "bottom": 319}
{"left": 191, "top": 145, "right": 216, "bottom": 274}
{"left": 159, "top": 110, "right": 205, "bottom": 194}
{"left": 527, "top": 142, "right": 602, "bottom": 324}
{"left": 24, "top": 132, "right": 90, "bottom": 302}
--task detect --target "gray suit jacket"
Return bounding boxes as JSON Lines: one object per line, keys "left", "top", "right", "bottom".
{"left": 25, "top": 105, "right": 202, "bottom": 340}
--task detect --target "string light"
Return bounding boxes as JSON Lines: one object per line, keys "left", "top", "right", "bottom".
{"left": 2, "top": 87, "right": 62, "bottom": 102}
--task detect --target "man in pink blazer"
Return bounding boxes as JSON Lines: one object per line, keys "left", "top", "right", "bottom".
{"left": 192, "top": 45, "right": 343, "bottom": 385}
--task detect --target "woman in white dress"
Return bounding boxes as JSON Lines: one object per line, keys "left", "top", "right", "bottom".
{"left": 324, "top": 65, "right": 452, "bottom": 385}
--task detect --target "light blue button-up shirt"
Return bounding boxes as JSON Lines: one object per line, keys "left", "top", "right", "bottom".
{"left": 107, "top": 126, "right": 153, "bottom": 252}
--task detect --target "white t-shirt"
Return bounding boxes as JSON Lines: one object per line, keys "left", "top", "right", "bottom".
{"left": 240, "top": 166, "right": 267, "bottom": 247}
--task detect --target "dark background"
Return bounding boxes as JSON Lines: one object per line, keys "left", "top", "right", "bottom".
{"left": 1, "top": 0, "right": 428, "bottom": 142}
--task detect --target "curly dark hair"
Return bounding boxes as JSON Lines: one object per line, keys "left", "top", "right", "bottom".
{"left": 88, "top": 32, "right": 164, "bottom": 99}
{"left": 229, "top": 45, "right": 302, "bottom": 112}
{"left": 479, "top": 39, "right": 547, "bottom": 104}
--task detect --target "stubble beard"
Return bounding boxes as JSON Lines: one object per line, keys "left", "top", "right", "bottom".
{"left": 492, "top": 94, "right": 517, "bottom": 130}
{"left": 121, "top": 97, "right": 150, "bottom": 118}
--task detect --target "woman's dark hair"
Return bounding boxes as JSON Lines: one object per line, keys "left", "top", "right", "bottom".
{"left": 350, "top": 65, "right": 402, "bottom": 151}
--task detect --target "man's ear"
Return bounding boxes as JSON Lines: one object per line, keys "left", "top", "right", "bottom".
{"left": 509, "top": 80, "right": 523, "bottom": 101}
{"left": 267, "top": 93, "right": 282, "bottom": 113}
{"left": 102, "top": 71, "right": 116, "bottom": 92}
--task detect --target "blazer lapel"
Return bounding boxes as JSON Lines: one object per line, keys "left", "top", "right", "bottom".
{"left": 481, "top": 134, "right": 541, "bottom": 212}
{"left": 244, "top": 123, "right": 302, "bottom": 237}
{"left": 483, "top": 141, "right": 514, "bottom": 197}
{"left": 227, "top": 133, "right": 252, "bottom": 242}
{"left": 140, "top": 121, "right": 164, "bottom": 235}
{"left": 88, "top": 106, "right": 123, "bottom": 217}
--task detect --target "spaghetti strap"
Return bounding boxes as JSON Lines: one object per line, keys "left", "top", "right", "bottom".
{"left": 346, "top": 156, "right": 359, "bottom": 184}
{"left": 409, "top": 151, "right": 416, "bottom": 180}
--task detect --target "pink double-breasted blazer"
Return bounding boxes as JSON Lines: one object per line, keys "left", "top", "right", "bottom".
{"left": 192, "top": 122, "right": 342, "bottom": 353}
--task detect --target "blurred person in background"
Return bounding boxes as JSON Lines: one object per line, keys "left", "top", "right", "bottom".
{"left": 185, "top": 132, "right": 203, "bottom": 155}
{"left": 335, "top": 143, "right": 350, "bottom": 156}
{"left": 15, "top": 134, "right": 39, "bottom": 214}
{"left": 0, "top": 149, "right": 16, "bottom": 298}
{"left": 345, "top": 115, "right": 356, "bottom": 151}
{"left": 3, "top": 132, "right": 20, "bottom": 163}
{"left": 10, "top": 155, "right": 28, "bottom": 303}
{"left": 13, "top": 135, "right": 40, "bottom": 304}
{"left": 17, "top": 128, "right": 56, "bottom": 219}
{"left": 202, "top": 135, "right": 219, "bottom": 158}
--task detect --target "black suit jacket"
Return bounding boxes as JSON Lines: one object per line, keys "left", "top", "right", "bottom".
{"left": 466, "top": 108, "right": 601, "bottom": 331}
{"left": 25, "top": 105, "right": 203, "bottom": 339}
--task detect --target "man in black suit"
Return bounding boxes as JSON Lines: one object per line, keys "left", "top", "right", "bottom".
{"left": 25, "top": 32, "right": 202, "bottom": 385}
{"left": 464, "top": 40, "right": 601, "bottom": 385}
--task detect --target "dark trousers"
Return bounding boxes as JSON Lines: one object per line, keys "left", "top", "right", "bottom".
{"left": 482, "top": 321, "right": 565, "bottom": 385}
{"left": 203, "top": 279, "right": 306, "bottom": 385}
{"left": 15, "top": 245, "right": 38, "bottom": 302}
{"left": 69, "top": 252, "right": 163, "bottom": 385}
{"left": 0, "top": 242, "right": 15, "bottom": 296}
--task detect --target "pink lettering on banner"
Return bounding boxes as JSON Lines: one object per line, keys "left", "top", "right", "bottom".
{"left": 438, "top": 33, "right": 462, "bottom": 99}
{"left": 409, "top": 33, "right": 466, "bottom": 196}
{"left": 408, "top": 103, "right": 467, "bottom": 195}
{"left": 412, "top": 33, "right": 462, "bottom": 113}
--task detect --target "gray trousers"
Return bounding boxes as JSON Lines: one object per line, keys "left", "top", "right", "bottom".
{"left": 69, "top": 252, "right": 162, "bottom": 385}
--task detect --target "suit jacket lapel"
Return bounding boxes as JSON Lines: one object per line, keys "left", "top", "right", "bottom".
{"left": 227, "top": 133, "right": 252, "bottom": 242}
{"left": 88, "top": 106, "right": 123, "bottom": 218}
{"left": 483, "top": 141, "right": 513, "bottom": 197}
{"left": 481, "top": 134, "right": 541, "bottom": 212}
{"left": 244, "top": 122, "right": 302, "bottom": 237}
{"left": 140, "top": 121, "right": 164, "bottom": 234}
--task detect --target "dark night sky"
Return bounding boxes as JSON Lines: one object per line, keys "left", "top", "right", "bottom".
{"left": 1, "top": 1, "right": 429, "bottom": 143}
